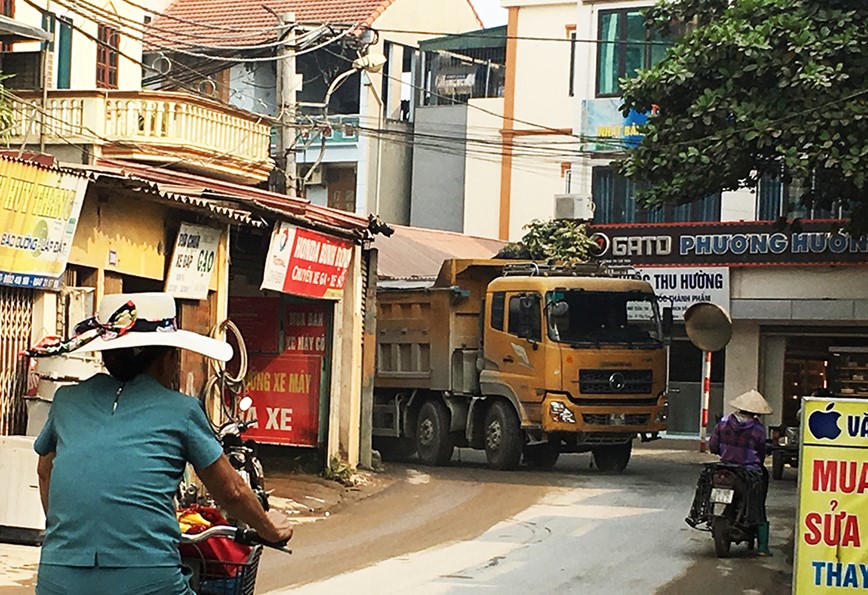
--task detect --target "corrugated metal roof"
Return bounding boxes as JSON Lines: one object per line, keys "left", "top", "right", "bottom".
{"left": 376, "top": 224, "right": 506, "bottom": 281}
{"left": 89, "top": 159, "right": 375, "bottom": 239}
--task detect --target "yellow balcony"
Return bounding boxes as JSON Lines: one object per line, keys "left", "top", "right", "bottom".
{"left": 8, "top": 90, "right": 274, "bottom": 185}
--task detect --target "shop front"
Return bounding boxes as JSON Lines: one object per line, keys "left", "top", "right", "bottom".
{"left": 0, "top": 158, "right": 89, "bottom": 435}
{"left": 228, "top": 220, "right": 366, "bottom": 464}
{"left": 589, "top": 220, "right": 868, "bottom": 436}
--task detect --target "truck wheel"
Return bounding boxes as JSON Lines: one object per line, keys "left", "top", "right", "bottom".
{"left": 523, "top": 442, "right": 560, "bottom": 470}
{"left": 772, "top": 450, "right": 784, "bottom": 480}
{"left": 592, "top": 441, "right": 632, "bottom": 472}
{"left": 415, "top": 401, "right": 454, "bottom": 466}
{"left": 484, "top": 401, "right": 523, "bottom": 470}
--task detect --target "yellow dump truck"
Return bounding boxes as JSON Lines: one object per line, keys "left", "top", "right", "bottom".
{"left": 373, "top": 260, "right": 672, "bottom": 471}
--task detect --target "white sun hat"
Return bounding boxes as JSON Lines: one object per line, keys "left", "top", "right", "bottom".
{"left": 728, "top": 389, "right": 773, "bottom": 416}
{"left": 25, "top": 292, "right": 232, "bottom": 361}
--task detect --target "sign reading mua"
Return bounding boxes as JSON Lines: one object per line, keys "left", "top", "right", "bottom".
{"left": 165, "top": 223, "right": 222, "bottom": 300}
{"left": 261, "top": 222, "right": 353, "bottom": 299}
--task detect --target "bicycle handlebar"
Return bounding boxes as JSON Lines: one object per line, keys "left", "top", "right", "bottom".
{"left": 180, "top": 525, "right": 291, "bottom": 553}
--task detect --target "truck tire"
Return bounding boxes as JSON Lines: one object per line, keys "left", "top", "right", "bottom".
{"left": 523, "top": 442, "right": 560, "bottom": 470}
{"left": 772, "top": 450, "right": 784, "bottom": 480}
{"left": 415, "top": 400, "right": 454, "bottom": 466}
{"left": 592, "top": 441, "right": 632, "bottom": 472}
{"left": 484, "top": 400, "right": 523, "bottom": 470}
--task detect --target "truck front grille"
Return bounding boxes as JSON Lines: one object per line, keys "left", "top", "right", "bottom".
{"left": 583, "top": 414, "right": 651, "bottom": 426}
{"left": 579, "top": 369, "right": 653, "bottom": 394}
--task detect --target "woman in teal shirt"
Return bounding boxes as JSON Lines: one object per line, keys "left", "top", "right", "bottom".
{"left": 29, "top": 293, "right": 293, "bottom": 595}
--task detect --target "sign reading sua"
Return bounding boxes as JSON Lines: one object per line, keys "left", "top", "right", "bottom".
{"left": 795, "top": 398, "right": 868, "bottom": 593}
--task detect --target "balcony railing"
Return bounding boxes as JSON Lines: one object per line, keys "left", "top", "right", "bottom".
{"left": 8, "top": 90, "right": 274, "bottom": 185}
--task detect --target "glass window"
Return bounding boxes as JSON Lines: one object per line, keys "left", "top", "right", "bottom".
{"left": 490, "top": 291, "right": 505, "bottom": 331}
{"left": 96, "top": 24, "right": 119, "bottom": 90}
{"left": 596, "top": 8, "right": 672, "bottom": 97}
{"left": 592, "top": 166, "right": 721, "bottom": 223}
{"left": 507, "top": 294, "right": 541, "bottom": 342}
{"left": 547, "top": 291, "right": 663, "bottom": 346}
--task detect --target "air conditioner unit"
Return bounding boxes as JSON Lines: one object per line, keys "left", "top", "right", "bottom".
{"left": 554, "top": 193, "right": 596, "bottom": 221}
{"left": 304, "top": 164, "right": 323, "bottom": 185}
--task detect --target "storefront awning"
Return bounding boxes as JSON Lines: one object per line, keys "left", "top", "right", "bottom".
{"left": 376, "top": 224, "right": 506, "bottom": 285}
{"left": 0, "top": 15, "right": 51, "bottom": 43}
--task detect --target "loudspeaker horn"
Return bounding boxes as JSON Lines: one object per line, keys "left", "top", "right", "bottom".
{"left": 684, "top": 302, "right": 732, "bottom": 353}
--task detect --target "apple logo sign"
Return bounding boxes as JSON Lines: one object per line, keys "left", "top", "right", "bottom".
{"left": 808, "top": 403, "right": 842, "bottom": 440}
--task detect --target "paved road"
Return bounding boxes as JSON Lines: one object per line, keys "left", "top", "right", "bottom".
{"left": 259, "top": 441, "right": 797, "bottom": 595}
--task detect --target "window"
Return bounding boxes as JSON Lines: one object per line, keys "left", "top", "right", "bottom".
{"left": 592, "top": 167, "right": 721, "bottom": 224}
{"left": 490, "top": 291, "right": 505, "bottom": 331}
{"left": 756, "top": 173, "right": 836, "bottom": 221}
{"left": 596, "top": 8, "right": 670, "bottom": 97}
{"left": 568, "top": 30, "right": 577, "bottom": 97}
{"left": 96, "top": 24, "right": 119, "bottom": 89}
{"left": 507, "top": 294, "right": 541, "bottom": 342}
{"left": 1, "top": 0, "right": 13, "bottom": 17}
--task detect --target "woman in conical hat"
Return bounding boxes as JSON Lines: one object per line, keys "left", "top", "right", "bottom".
{"left": 708, "top": 389, "right": 774, "bottom": 556}
{"left": 26, "top": 293, "right": 293, "bottom": 595}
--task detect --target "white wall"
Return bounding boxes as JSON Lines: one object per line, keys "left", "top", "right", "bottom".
{"left": 463, "top": 97, "right": 504, "bottom": 238}
{"left": 732, "top": 267, "right": 868, "bottom": 300}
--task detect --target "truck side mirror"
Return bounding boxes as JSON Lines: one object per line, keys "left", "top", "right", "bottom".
{"left": 662, "top": 307, "right": 673, "bottom": 335}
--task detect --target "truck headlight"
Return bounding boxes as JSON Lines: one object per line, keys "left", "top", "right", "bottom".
{"left": 656, "top": 393, "right": 669, "bottom": 424}
{"left": 550, "top": 401, "right": 576, "bottom": 424}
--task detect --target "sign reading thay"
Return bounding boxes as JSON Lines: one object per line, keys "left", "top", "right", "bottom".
{"left": 794, "top": 398, "right": 868, "bottom": 593}
{"left": 165, "top": 223, "right": 222, "bottom": 300}
{"left": 261, "top": 222, "right": 353, "bottom": 299}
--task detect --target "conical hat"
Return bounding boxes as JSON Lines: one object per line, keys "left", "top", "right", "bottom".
{"left": 729, "top": 389, "right": 773, "bottom": 415}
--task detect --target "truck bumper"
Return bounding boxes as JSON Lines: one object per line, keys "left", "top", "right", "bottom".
{"left": 541, "top": 393, "right": 667, "bottom": 435}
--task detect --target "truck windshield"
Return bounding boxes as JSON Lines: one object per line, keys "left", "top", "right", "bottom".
{"left": 546, "top": 291, "right": 663, "bottom": 346}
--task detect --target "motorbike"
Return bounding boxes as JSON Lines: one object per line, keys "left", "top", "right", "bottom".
{"left": 178, "top": 395, "right": 269, "bottom": 512}
{"left": 686, "top": 462, "right": 762, "bottom": 557}
{"left": 218, "top": 395, "right": 270, "bottom": 511}
{"left": 768, "top": 424, "right": 799, "bottom": 480}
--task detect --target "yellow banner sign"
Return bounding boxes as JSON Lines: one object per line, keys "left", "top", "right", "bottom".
{"left": 0, "top": 159, "right": 89, "bottom": 289}
{"left": 795, "top": 397, "right": 868, "bottom": 593}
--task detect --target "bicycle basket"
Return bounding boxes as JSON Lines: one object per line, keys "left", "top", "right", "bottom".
{"left": 184, "top": 544, "right": 262, "bottom": 595}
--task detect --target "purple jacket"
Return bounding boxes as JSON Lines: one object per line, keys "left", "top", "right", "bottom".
{"left": 709, "top": 414, "right": 766, "bottom": 471}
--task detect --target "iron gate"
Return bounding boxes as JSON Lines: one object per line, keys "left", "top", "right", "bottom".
{"left": 0, "top": 286, "right": 34, "bottom": 435}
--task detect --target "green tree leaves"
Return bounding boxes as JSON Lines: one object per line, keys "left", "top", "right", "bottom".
{"left": 497, "top": 219, "right": 596, "bottom": 264}
{"left": 617, "top": 0, "right": 868, "bottom": 230}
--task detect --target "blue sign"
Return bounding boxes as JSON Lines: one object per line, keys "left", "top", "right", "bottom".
{"left": 580, "top": 98, "right": 648, "bottom": 152}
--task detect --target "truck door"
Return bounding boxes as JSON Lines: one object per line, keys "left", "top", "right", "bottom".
{"left": 485, "top": 291, "right": 546, "bottom": 413}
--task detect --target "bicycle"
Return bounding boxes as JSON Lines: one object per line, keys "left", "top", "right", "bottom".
{"left": 180, "top": 525, "right": 290, "bottom": 595}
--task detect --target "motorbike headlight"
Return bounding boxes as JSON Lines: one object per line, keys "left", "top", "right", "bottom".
{"left": 549, "top": 401, "right": 576, "bottom": 424}
{"left": 778, "top": 436, "right": 788, "bottom": 447}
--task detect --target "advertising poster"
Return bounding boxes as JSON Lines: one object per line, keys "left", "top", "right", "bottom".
{"left": 580, "top": 98, "right": 649, "bottom": 152}
{"left": 261, "top": 221, "right": 353, "bottom": 299}
{"left": 284, "top": 303, "right": 330, "bottom": 356}
{"left": 794, "top": 398, "right": 868, "bottom": 593}
{"left": 0, "top": 159, "right": 89, "bottom": 289}
{"left": 165, "top": 223, "right": 222, "bottom": 300}
{"left": 634, "top": 266, "right": 730, "bottom": 321}
{"left": 228, "top": 296, "right": 281, "bottom": 354}
{"left": 243, "top": 353, "right": 321, "bottom": 447}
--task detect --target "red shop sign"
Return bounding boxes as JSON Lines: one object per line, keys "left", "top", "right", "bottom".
{"left": 229, "top": 296, "right": 281, "bottom": 354}
{"left": 261, "top": 222, "right": 353, "bottom": 299}
{"left": 285, "top": 303, "right": 329, "bottom": 355}
{"left": 242, "top": 353, "right": 321, "bottom": 447}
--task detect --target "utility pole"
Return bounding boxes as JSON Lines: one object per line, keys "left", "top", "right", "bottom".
{"left": 275, "top": 12, "right": 297, "bottom": 195}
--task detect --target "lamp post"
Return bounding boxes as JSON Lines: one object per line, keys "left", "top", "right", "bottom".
{"left": 300, "top": 53, "right": 387, "bottom": 190}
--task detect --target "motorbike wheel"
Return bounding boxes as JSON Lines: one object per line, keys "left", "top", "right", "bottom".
{"left": 415, "top": 400, "right": 454, "bottom": 466}
{"left": 772, "top": 450, "right": 785, "bottom": 480}
{"left": 712, "top": 516, "right": 732, "bottom": 558}
{"left": 592, "top": 442, "right": 633, "bottom": 472}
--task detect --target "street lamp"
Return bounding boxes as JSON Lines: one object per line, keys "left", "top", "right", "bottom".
{"left": 301, "top": 52, "right": 387, "bottom": 188}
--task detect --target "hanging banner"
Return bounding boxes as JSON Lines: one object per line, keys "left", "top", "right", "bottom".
{"left": 242, "top": 353, "right": 321, "bottom": 447}
{"left": 633, "top": 266, "right": 730, "bottom": 321}
{"left": 261, "top": 221, "right": 353, "bottom": 299}
{"left": 0, "top": 159, "right": 89, "bottom": 290}
{"left": 794, "top": 397, "right": 868, "bottom": 593}
{"left": 165, "top": 223, "right": 222, "bottom": 300}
